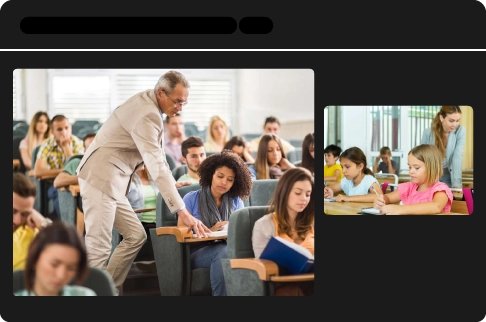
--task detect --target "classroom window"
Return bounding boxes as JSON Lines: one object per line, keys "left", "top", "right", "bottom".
{"left": 370, "top": 106, "right": 401, "bottom": 152}
{"left": 407, "top": 105, "right": 441, "bottom": 147}
{"left": 324, "top": 106, "right": 341, "bottom": 148}
{"left": 51, "top": 75, "right": 111, "bottom": 122}
{"left": 13, "top": 69, "right": 23, "bottom": 120}
{"left": 48, "top": 69, "right": 236, "bottom": 130}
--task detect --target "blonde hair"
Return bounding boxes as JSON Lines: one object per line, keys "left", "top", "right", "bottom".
{"left": 25, "top": 111, "right": 51, "bottom": 159}
{"left": 205, "top": 115, "right": 230, "bottom": 148}
{"left": 408, "top": 144, "right": 443, "bottom": 185}
{"left": 431, "top": 105, "right": 462, "bottom": 158}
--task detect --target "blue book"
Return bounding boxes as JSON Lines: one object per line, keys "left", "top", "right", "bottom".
{"left": 259, "top": 236, "right": 314, "bottom": 275}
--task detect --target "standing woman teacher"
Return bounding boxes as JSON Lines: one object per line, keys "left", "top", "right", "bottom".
{"left": 421, "top": 106, "right": 465, "bottom": 189}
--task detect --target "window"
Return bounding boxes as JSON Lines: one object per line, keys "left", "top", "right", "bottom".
{"left": 51, "top": 75, "right": 110, "bottom": 122}
{"left": 13, "top": 69, "right": 23, "bottom": 120}
{"left": 48, "top": 69, "right": 236, "bottom": 130}
{"left": 324, "top": 106, "right": 341, "bottom": 149}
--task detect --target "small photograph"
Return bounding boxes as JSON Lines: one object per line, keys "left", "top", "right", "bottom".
{"left": 324, "top": 105, "right": 473, "bottom": 215}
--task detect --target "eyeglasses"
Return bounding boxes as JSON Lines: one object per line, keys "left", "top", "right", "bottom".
{"left": 163, "top": 90, "right": 188, "bottom": 107}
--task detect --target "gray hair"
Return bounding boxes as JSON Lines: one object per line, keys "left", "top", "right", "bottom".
{"left": 154, "top": 70, "right": 190, "bottom": 95}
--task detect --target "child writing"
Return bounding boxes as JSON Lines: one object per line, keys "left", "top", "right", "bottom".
{"left": 324, "top": 144, "right": 344, "bottom": 182}
{"left": 373, "top": 144, "right": 453, "bottom": 215}
{"left": 324, "top": 146, "right": 381, "bottom": 202}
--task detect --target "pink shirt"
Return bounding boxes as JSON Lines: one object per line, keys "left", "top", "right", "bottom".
{"left": 398, "top": 181, "right": 453, "bottom": 213}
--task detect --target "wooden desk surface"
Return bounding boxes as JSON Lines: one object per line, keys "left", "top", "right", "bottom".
{"left": 325, "top": 202, "right": 375, "bottom": 215}
{"left": 324, "top": 201, "right": 467, "bottom": 215}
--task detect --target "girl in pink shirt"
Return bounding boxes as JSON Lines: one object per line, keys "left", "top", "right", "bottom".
{"left": 374, "top": 144, "right": 453, "bottom": 215}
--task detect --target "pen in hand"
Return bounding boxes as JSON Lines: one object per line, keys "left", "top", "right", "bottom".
{"left": 371, "top": 185, "right": 380, "bottom": 197}
{"left": 372, "top": 186, "right": 385, "bottom": 212}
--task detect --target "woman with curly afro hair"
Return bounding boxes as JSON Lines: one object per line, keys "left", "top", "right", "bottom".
{"left": 179, "top": 149, "right": 253, "bottom": 296}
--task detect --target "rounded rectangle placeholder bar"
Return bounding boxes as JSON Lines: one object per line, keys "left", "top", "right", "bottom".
{"left": 20, "top": 17, "right": 238, "bottom": 34}
{"left": 239, "top": 17, "right": 273, "bottom": 34}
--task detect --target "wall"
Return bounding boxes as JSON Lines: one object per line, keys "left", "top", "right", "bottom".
{"left": 23, "top": 69, "right": 48, "bottom": 121}
{"left": 19, "top": 69, "right": 315, "bottom": 141}
{"left": 235, "top": 69, "right": 314, "bottom": 138}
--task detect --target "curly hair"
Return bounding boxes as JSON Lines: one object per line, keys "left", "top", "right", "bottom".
{"left": 197, "top": 149, "right": 253, "bottom": 200}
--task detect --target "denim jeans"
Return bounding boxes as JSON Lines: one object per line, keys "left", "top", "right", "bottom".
{"left": 439, "top": 167, "right": 452, "bottom": 188}
{"left": 47, "top": 185, "right": 60, "bottom": 219}
{"left": 190, "top": 242, "right": 228, "bottom": 296}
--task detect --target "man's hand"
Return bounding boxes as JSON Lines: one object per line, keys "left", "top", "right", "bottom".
{"left": 26, "top": 209, "right": 50, "bottom": 230}
{"left": 59, "top": 135, "right": 72, "bottom": 150}
{"left": 175, "top": 181, "right": 192, "bottom": 188}
{"left": 177, "top": 208, "right": 211, "bottom": 237}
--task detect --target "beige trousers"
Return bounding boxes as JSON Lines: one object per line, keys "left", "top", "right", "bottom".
{"left": 79, "top": 178, "right": 146, "bottom": 295}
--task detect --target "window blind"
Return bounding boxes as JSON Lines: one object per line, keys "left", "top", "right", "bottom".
{"left": 48, "top": 70, "right": 235, "bottom": 130}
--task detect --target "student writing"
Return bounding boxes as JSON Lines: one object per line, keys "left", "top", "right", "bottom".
{"left": 323, "top": 146, "right": 381, "bottom": 202}
{"left": 373, "top": 144, "right": 453, "bottom": 215}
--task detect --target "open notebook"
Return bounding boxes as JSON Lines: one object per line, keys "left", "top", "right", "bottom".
{"left": 193, "top": 230, "right": 228, "bottom": 238}
{"left": 360, "top": 207, "right": 381, "bottom": 215}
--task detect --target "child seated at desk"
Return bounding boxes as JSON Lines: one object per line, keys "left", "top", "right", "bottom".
{"left": 373, "top": 144, "right": 453, "bottom": 215}
{"left": 324, "top": 147, "right": 381, "bottom": 202}
{"left": 324, "top": 144, "right": 344, "bottom": 182}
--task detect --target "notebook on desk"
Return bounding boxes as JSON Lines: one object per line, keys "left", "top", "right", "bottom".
{"left": 360, "top": 207, "right": 382, "bottom": 215}
{"left": 324, "top": 198, "right": 336, "bottom": 202}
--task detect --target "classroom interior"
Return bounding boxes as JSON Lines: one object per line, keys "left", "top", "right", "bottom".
{"left": 12, "top": 68, "right": 315, "bottom": 296}
{"left": 324, "top": 105, "right": 473, "bottom": 215}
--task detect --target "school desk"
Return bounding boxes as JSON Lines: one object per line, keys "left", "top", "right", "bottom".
{"left": 324, "top": 201, "right": 467, "bottom": 215}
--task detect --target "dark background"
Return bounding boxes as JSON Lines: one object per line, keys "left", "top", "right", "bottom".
{"left": 1, "top": 1, "right": 485, "bottom": 322}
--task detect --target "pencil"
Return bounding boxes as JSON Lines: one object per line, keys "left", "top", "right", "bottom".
{"left": 371, "top": 185, "right": 380, "bottom": 197}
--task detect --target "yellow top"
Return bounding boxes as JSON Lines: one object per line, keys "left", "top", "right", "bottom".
{"left": 324, "top": 163, "right": 344, "bottom": 182}
{"left": 13, "top": 226, "right": 38, "bottom": 270}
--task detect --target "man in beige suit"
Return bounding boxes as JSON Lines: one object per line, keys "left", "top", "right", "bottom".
{"left": 77, "top": 70, "right": 211, "bottom": 294}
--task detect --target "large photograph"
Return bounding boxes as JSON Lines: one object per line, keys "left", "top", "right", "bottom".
{"left": 324, "top": 105, "right": 473, "bottom": 215}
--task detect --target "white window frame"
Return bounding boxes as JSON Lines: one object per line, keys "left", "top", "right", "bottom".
{"left": 47, "top": 69, "right": 237, "bottom": 131}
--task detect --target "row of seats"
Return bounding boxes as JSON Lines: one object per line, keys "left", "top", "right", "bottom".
{"left": 150, "top": 179, "right": 283, "bottom": 296}
{"left": 150, "top": 203, "right": 314, "bottom": 296}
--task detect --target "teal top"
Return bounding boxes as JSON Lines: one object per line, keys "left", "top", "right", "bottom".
{"left": 63, "top": 158, "right": 81, "bottom": 175}
{"left": 15, "top": 285, "right": 96, "bottom": 296}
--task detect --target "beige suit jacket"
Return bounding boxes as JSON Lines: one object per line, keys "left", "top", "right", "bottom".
{"left": 77, "top": 89, "right": 184, "bottom": 213}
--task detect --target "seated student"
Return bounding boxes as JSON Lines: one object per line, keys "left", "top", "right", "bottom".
{"left": 300, "top": 133, "right": 314, "bottom": 175}
{"left": 373, "top": 146, "right": 398, "bottom": 174}
{"left": 248, "top": 133, "right": 295, "bottom": 180}
{"left": 34, "top": 115, "right": 84, "bottom": 219}
{"left": 15, "top": 221, "right": 96, "bottom": 296}
{"left": 127, "top": 165, "right": 159, "bottom": 265}
{"left": 180, "top": 150, "right": 253, "bottom": 296}
{"left": 249, "top": 116, "right": 295, "bottom": 155}
{"left": 53, "top": 132, "right": 96, "bottom": 213}
{"left": 177, "top": 136, "right": 207, "bottom": 184}
{"left": 324, "top": 147, "right": 381, "bottom": 202}
{"left": 223, "top": 135, "right": 255, "bottom": 163}
{"left": 127, "top": 165, "right": 190, "bottom": 266}
{"left": 204, "top": 115, "right": 231, "bottom": 153}
{"left": 13, "top": 172, "right": 53, "bottom": 271}
{"left": 163, "top": 113, "right": 186, "bottom": 167}
{"left": 53, "top": 132, "right": 96, "bottom": 190}
{"left": 373, "top": 144, "right": 453, "bottom": 215}
{"left": 252, "top": 167, "right": 314, "bottom": 296}
{"left": 324, "top": 144, "right": 344, "bottom": 182}
{"left": 19, "top": 111, "right": 51, "bottom": 172}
